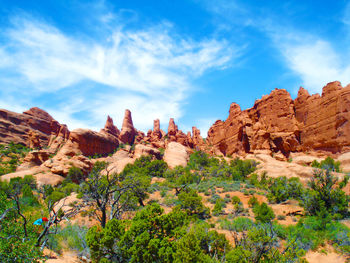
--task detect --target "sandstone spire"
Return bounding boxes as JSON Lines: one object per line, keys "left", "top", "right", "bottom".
{"left": 119, "top": 109, "right": 136, "bottom": 144}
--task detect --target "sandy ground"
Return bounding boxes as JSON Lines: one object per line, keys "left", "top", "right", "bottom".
{"left": 305, "top": 250, "right": 346, "bottom": 263}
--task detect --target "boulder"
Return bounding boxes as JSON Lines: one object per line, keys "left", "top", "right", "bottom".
{"left": 134, "top": 144, "right": 161, "bottom": 159}
{"left": 43, "top": 154, "right": 93, "bottom": 176}
{"left": 163, "top": 142, "right": 189, "bottom": 168}
{"left": 104, "top": 149, "right": 135, "bottom": 174}
{"left": 17, "top": 150, "right": 51, "bottom": 170}
{"left": 58, "top": 128, "right": 119, "bottom": 157}
{"left": 1, "top": 166, "right": 64, "bottom": 186}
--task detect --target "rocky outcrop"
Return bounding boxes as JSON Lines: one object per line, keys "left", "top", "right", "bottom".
{"left": 208, "top": 82, "right": 350, "bottom": 157}
{"left": 1, "top": 166, "right": 64, "bottom": 186}
{"left": 58, "top": 128, "right": 119, "bottom": 157}
{"left": 119, "top": 110, "right": 136, "bottom": 145}
{"left": 43, "top": 154, "right": 93, "bottom": 176}
{"left": 134, "top": 144, "right": 161, "bottom": 159}
{"left": 294, "top": 81, "right": 350, "bottom": 153}
{"left": 17, "top": 150, "right": 51, "bottom": 170}
{"left": 48, "top": 124, "right": 70, "bottom": 151}
{"left": 0, "top": 107, "right": 66, "bottom": 147}
{"left": 192, "top": 126, "right": 205, "bottom": 149}
{"left": 151, "top": 119, "right": 162, "bottom": 140}
{"left": 100, "top": 115, "right": 120, "bottom": 138}
{"left": 163, "top": 142, "right": 189, "bottom": 168}
{"left": 28, "top": 130, "right": 41, "bottom": 149}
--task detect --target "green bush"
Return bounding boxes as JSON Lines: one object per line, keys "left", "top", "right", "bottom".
{"left": 212, "top": 198, "right": 225, "bottom": 216}
{"left": 231, "top": 196, "right": 241, "bottom": 205}
{"left": 267, "top": 176, "right": 304, "bottom": 203}
{"left": 248, "top": 196, "right": 259, "bottom": 208}
{"left": 302, "top": 169, "right": 349, "bottom": 218}
{"left": 311, "top": 157, "right": 341, "bottom": 172}
{"left": 177, "top": 189, "right": 210, "bottom": 219}
{"left": 253, "top": 202, "right": 275, "bottom": 223}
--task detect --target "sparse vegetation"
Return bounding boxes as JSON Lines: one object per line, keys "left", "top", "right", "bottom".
{"left": 1, "top": 144, "right": 350, "bottom": 262}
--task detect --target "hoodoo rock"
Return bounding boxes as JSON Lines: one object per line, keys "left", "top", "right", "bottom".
{"left": 28, "top": 130, "right": 41, "bottom": 149}
{"left": 167, "top": 118, "right": 178, "bottom": 138}
{"left": 208, "top": 82, "right": 350, "bottom": 156}
{"left": 192, "top": 126, "right": 204, "bottom": 149}
{"left": 151, "top": 119, "right": 162, "bottom": 140}
{"left": 0, "top": 107, "right": 65, "bottom": 147}
{"left": 101, "top": 115, "right": 120, "bottom": 138}
{"left": 119, "top": 110, "right": 136, "bottom": 145}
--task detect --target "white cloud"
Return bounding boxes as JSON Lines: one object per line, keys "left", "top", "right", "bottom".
{"left": 270, "top": 32, "right": 350, "bottom": 94}
{"left": 0, "top": 15, "right": 236, "bottom": 132}
{"left": 283, "top": 41, "right": 350, "bottom": 93}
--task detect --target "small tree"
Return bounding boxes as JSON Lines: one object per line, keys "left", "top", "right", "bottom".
{"left": 177, "top": 189, "right": 210, "bottom": 219}
{"left": 253, "top": 202, "right": 275, "bottom": 223}
{"left": 302, "top": 168, "right": 349, "bottom": 219}
{"left": 79, "top": 162, "right": 140, "bottom": 227}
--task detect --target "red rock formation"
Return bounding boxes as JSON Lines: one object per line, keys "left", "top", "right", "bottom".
{"left": 59, "top": 128, "right": 119, "bottom": 157}
{"left": 294, "top": 81, "right": 350, "bottom": 153}
{"left": 151, "top": 119, "right": 162, "bottom": 140}
{"left": 168, "top": 118, "right": 177, "bottom": 137}
{"left": 0, "top": 107, "right": 64, "bottom": 147}
{"left": 119, "top": 110, "right": 136, "bottom": 145}
{"left": 28, "top": 130, "right": 41, "bottom": 149}
{"left": 100, "top": 115, "right": 120, "bottom": 138}
{"left": 208, "top": 82, "right": 350, "bottom": 156}
{"left": 48, "top": 124, "right": 70, "bottom": 151}
{"left": 23, "top": 107, "right": 54, "bottom": 122}
{"left": 192, "top": 126, "right": 205, "bottom": 149}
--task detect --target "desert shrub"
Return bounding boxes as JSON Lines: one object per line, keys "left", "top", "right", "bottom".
{"left": 187, "top": 151, "right": 219, "bottom": 170}
{"left": 220, "top": 217, "right": 255, "bottom": 232}
{"left": 231, "top": 196, "right": 241, "bottom": 205}
{"left": 248, "top": 196, "right": 259, "bottom": 208}
{"left": 177, "top": 189, "right": 210, "bottom": 219}
{"left": 311, "top": 157, "right": 341, "bottom": 172}
{"left": 86, "top": 203, "right": 227, "bottom": 262}
{"left": 267, "top": 176, "right": 304, "bottom": 203}
{"left": 212, "top": 198, "right": 225, "bottom": 216}
{"left": 229, "top": 158, "right": 257, "bottom": 180}
{"left": 253, "top": 202, "right": 275, "bottom": 223}
{"left": 46, "top": 190, "right": 65, "bottom": 204}
{"left": 302, "top": 169, "right": 349, "bottom": 219}
{"left": 233, "top": 202, "right": 244, "bottom": 216}
{"left": 65, "top": 166, "right": 85, "bottom": 184}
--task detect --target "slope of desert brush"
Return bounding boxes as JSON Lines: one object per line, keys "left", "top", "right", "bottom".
{"left": 2, "top": 142, "right": 350, "bottom": 263}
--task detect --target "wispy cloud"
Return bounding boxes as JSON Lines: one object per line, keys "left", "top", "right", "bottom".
{"left": 0, "top": 13, "right": 236, "bottom": 131}
{"left": 273, "top": 37, "right": 350, "bottom": 94}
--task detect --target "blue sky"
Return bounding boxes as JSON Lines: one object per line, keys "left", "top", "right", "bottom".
{"left": 1, "top": 0, "right": 350, "bottom": 136}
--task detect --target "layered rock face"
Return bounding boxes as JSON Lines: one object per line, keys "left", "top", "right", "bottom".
{"left": 0, "top": 107, "right": 65, "bottom": 147}
{"left": 294, "top": 81, "right": 350, "bottom": 153}
{"left": 207, "top": 82, "right": 350, "bottom": 156}
{"left": 59, "top": 128, "right": 119, "bottom": 157}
